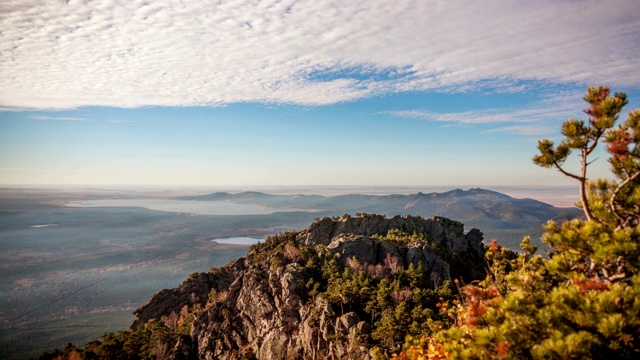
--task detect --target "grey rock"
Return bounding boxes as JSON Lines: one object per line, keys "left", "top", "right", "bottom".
{"left": 133, "top": 214, "right": 485, "bottom": 359}
{"left": 357, "top": 320, "right": 372, "bottom": 335}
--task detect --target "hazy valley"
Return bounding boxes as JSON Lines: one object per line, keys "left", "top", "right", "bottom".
{"left": 0, "top": 187, "right": 580, "bottom": 359}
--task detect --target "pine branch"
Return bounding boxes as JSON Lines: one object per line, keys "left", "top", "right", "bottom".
{"left": 550, "top": 160, "right": 582, "bottom": 181}
{"left": 610, "top": 169, "right": 640, "bottom": 230}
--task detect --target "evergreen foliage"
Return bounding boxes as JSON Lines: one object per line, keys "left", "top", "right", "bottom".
{"left": 397, "top": 86, "right": 640, "bottom": 359}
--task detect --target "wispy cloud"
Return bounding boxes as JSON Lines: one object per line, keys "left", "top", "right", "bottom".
{"left": 484, "top": 125, "right": 556, "bottom": 136}
{"left": 386, "top": 90, "right": 585, "bottom": 136}
{"left": 385, "top": 101, "right": 577, "bottom": 125}
{"left": 30, "top": 116, "right": 89, "bottom": 121}
{"left": 0, "top": 0, "right": 638, "bottom": 109}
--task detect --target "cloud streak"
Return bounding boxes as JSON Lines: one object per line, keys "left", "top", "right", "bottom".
{"left": 30, "top": 116, "right": 89, "bottom": 121}
{"left": 483, "top": 125, "right": 556, "bottom": 136}
{"left": 0, "top": 0, "right": 639, "bottom": 109}
{"left": 387, "top": 104, "right": 573, "bottom": 126}
{"left": 385, "top": 90, "right": 586, "bottom": 136}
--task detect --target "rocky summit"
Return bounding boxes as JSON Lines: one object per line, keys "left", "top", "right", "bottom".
{"left": 130, "top": 214, "right": 487, "bottom": 359}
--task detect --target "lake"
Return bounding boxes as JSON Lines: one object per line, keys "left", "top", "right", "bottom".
{"left": 212, "top": 237, "right": 263, "bottom": 245}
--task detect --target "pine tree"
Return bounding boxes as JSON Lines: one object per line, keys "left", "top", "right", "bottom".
{"left": 399, "top": 86, "right": 640, "bottom": 359}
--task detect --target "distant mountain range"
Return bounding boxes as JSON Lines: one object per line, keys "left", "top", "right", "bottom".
{"left": 177, "top": 188, "right": 582, "bottom": 248}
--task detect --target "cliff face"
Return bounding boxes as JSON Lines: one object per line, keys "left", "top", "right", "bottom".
{"left": 297, "top": 213, "right": 484, "bottom": 256}
{"left": 133, "top": 214, "right": 486, "bottom": 359}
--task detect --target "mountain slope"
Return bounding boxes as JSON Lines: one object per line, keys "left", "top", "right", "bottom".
{"left": 80, "top": 214, "right": 488, "bottom": 359}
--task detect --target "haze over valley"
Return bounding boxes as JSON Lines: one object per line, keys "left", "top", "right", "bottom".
{"left": 0, "top": 185, "right": 580, "bottom": 358}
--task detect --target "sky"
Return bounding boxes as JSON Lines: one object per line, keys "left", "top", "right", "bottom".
{"left": 1, "top": 0, "right": 640, "bottom": 189}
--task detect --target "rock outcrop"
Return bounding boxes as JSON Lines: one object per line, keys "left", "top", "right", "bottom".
{"left": 133, "top": 214, "right": 486, "bottom": 359}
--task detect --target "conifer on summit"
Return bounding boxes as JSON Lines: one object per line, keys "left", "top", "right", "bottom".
{"left": 398, "top": 86, "right": 640, "bottom": 359}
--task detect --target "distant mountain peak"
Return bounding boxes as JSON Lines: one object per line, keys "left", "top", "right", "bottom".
{"left": 234, "top": 191, "right": 270, "bottom": 197}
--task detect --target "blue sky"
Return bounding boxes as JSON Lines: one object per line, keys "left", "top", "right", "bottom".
{"left": 1, "top": 0, "right": 639, "bottom": 188}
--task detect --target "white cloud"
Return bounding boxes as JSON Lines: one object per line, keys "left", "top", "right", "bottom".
{"left": 0, "top": 0, "right": 638, "bottom": 109}
{"left": 484, "top": 125, "right": 556, "bottom": 136}
{"left": 30, "top": 116, "right": 89, "bottom": 121}
{"left": 385, "top": 89, "right": 585, "bottom": 135}
{"left": 386, "top": 100, "right": 577, "bottom": 125}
